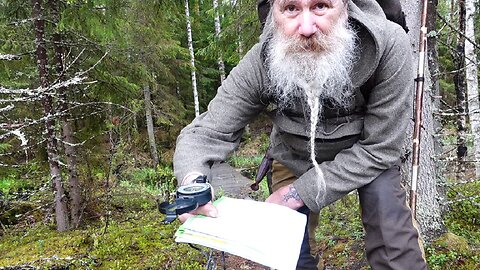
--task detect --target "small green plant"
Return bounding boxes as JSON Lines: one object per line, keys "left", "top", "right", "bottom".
{"left": 0, "top": 178, "right": 16, "bottom": 194}
{"left": 228, "top": 155, "right": 263, "bottom": 169}
{"left": 130, "top": 167, "right": 157, "bottom": 187}
{"left": 156, "top": 164, "right": 177, "bottom": 196}
{"left": 427, "top": 247, "right": 460, "bottom": 270}
{"left": 0, "top": 143, "right": 12, "bottom": 155}
{"left": 0, "top": 177, "right": 32, "bottom": 198}
{"left": 121, "top": 165, "right": 176, "bottom": 195}
{"left": 214, "top": 187, "right": 225, "bottom": 198}
{"left": 327, "top": 239, "right": 336, "bottom": 247}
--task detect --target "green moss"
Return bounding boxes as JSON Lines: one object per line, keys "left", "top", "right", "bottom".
{"left": 434, "top": 232, "right": 470, "bottom": 252}
{"left": 0, "top": 211, "right": 205, "bottom": 269}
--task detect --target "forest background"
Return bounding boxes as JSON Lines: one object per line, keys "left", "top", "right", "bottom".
{"left": 0, "top": 0, "right": 479, "bottom": 269}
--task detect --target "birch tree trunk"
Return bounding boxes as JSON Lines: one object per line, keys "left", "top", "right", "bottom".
{"left": 143, "top": 85, "right": 159, "bottom": 168}
{"left": 464, "top": 0, "right": 480, "bottom": 178}
{"left": 185, "top": 0, "right": 200, "bottom": 117}
{"left": 213, "top": 0, "right": 226, "bottom": 82}
{"left": 401, "top": 0, "right": 446, "bottom": 241}
{"left": 454, "top": 0, "right": 467, "bottom": 179}
{"left": 32, "top": 0, "right": 69, "bottom": 231}
{"left": 49, "top": 0, "right": 83, "bottom": 229}
{"left": 237, "top": 0, "right": 245, "bottom": 59}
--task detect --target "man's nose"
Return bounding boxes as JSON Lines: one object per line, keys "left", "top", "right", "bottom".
{"left": 298, "top": 12, "right": 317, "bottom": 37}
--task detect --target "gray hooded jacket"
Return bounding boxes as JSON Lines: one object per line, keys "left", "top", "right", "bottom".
{"left": 173, "top": 0, "right": 414, "bottom": 213}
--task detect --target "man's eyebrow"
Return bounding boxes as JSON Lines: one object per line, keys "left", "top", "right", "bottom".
{"left": 276, "top": 0, "right": 334, "bottom": 7}
{"left": 276, "top": 0, "right": 299, "bottom": 7}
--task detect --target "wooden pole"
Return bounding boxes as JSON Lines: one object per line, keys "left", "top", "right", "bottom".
{"left": 410, "top": 0, "right": 429, "bottom": 218}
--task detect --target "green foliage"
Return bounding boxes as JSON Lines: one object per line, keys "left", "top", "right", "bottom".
{"left": 156, "top": 165, "right": 177, "bottom": 193}
{"left": 0, "top": 0, "right": 260, "bottom": 194}
{"left": 0, "top": 143, "right": 12, "bottom": 154}
{"left": 314, "top": 193, "right": 368, "bottom": 269}
{"left": 124, "top": 165, "right": 176, "bottom": 189}
{"left": 426, "top": 247, "right": 461, "bottom": 270}
{"left": 0, "top": 174, "right": 35, "bottom": 198}
{"left": 0, "top": 163, "right": 198, "bottom": 268}
{"left": 426, "top": 232, "right": 480, "bottom": 270}
{"left": 444, "top": 181, "right": 480, "bottom": 247}
{"left": 228, "top": 155, "right": 263, "bottom": 169}
{"left": 0, "top": 2, "right": 35, "bottom": 88}
{"left": 118, "top": 165, "right": 177, "bottom": 205}
{"left": 128, "top": 167, "right": 158, "bottom": 187}
{"left": 0, "top": 178, "right": 18, "bottom": 194}
{"left": 310, "top": 191, "right": 480, "bottom": 270}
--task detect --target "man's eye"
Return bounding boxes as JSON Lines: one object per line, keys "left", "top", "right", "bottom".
{"left": 285, "top": 5, "right": 298, "bottom": 12}
{"left": 314, "top": 3, "right": 327, "bottom": 10}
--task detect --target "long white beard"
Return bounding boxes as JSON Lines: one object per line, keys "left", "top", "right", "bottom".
{"left": 265, "top": 15, "right": 358, "bottom": 110}
{"left": 264, "top": 14, "right": 358, "bottom": 201}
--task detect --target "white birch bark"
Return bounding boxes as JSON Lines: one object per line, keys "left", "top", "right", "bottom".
{"left": 464, "top": 0, "right": 480, "bottom": 178}
{"left": 143, "top": 85, "right": 159, "bottom": 168}
{"left": 237, "top": 28, "right": 244, "bottom": 58}
{"left": 236, "top": 0, "right": 244, "bottom": 59}
{"left": 185, "top": 0, "right": 200, "bottom": 117}
{"left": 213, "top": 0, "right": 226, "bottom": 82}
{"left": 401, "top": 0, "right": 445, "bottom": 241}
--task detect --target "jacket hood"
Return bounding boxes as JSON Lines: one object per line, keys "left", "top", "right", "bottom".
{"left": 348, "top": 0, "right": 388, "bottom": 88}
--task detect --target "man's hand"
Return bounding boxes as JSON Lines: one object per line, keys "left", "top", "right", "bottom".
{"left": 178, "top": 201, "right": 218, "bottom": 223}
{"left": 266, "top": 184, "right": 304, "bottom": 210}
{"left": 178, "top": 172, "right": 218, "bottom": 223}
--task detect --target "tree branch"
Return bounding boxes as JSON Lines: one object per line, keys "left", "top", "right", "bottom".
{"left": 0, "top": 54, "right": 22, "bottom": 60}
{"left": 436, "top": 11, "right": 480, "bottom": 51}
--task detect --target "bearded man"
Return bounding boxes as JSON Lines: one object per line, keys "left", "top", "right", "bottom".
{"left": 173, "top": 0, "right": 427, "bottom": 269}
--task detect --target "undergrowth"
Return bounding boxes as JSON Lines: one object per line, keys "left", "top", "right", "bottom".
{"left": 0, "top": 165, "right": 207, "bottom": 269}
{"left": 314, "top": 192, "right": 369, "bottom": 269}
{"left": 1, "top": 123, "right": 479, "bottom": 269}
{"left": 312, "top": 191, "right": 480, "bottom": 270}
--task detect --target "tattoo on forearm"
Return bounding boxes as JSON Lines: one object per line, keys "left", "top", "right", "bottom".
{"left": 283, "top": 186, "right": 301, "bottom": 202}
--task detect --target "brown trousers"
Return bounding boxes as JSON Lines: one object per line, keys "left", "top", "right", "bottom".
{"left": 270, "top": 161, "right": 427, "bottom": 270}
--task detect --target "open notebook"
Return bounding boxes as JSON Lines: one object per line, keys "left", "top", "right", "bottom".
{"left": 175, "top": 197, "right": 307, "bottom": 270}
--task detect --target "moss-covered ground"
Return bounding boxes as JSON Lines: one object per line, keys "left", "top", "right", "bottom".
{"left": 1, "top": 118, "right": 479, "bottom": 269}
{"left": 1, "top": 177, "right": 479, "bottom": 269}
{"left": 0, "top": 185, "right": 206, "bottom": 269}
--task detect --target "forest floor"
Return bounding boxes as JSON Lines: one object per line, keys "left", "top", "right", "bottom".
{"left": 1, "top": 114, "right": 479, "bottom": 269}
{"left": 2, "top": 181, "right": 478, "bottom": 270}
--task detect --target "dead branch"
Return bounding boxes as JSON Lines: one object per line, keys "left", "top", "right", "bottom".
{"left": 0, "top": 54, "right": 22, "bottom": 60}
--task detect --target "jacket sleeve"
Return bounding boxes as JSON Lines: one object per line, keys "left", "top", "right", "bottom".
{"left": 173, "top": 44, "right": 267, "bottom": 183}
{"left": 293, "top": 27, "right": 414, "bottom": 213}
